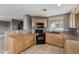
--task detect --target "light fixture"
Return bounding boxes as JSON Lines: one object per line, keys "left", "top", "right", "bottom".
{"left": 57, "top": 4, "right": 62, "bottom": 7}
{"left": 43, "top": 8, "right": 47, "bottom": 11}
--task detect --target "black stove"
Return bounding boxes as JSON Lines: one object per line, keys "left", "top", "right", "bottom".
{"left": 35, "top": 23, "right": 45, "bottom": 44}
{"left": 36, "top": 33, "right": 45, "bottom": 44}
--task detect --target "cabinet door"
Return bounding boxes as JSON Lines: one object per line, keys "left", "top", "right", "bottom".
{"left": 46, "top": 34, "right": 58, "bottom": 45}
{"left": 75, "top": 14, "right": 79, "bottom": 28}
{"left": 23, "top": 38, "right": 31, "bottom": 49}
{"left": 56, "top": 35, "right": 64, "bottom": 47}
{"left": 13, "top": 37, "right": 24, "bottom": 53}
{"left": 8, "top": 37, "right": 23, "bottom": 53}
{"left": 65, "top": 40, "right": 79, "bottom": 54}
{"left": 46, "top": 34, "right": 64, "bottom": 47}
{"left": 75, "top": 5, "right": 79, "bottom": 14}
{"left": 32, "top": 18, "right": 47, "bottom": 28}
{"left": 30, "top": 36, "right": 35, "bottom": 45}
{"left": 57, "top": 38, "right": 64, "bottom": 47}
{"left": 13, "top": 42, "right": 23, "bottom": 53}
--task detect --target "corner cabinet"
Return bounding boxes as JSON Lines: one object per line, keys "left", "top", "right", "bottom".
{"left": 8, "top": 34, "right": 35, "bottom": 54}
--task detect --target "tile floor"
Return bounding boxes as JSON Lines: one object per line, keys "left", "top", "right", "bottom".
{"left": 21, "top": 44, "right": 64, "bottom": 54}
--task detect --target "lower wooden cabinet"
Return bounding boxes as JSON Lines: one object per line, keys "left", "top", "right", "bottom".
{"left": 64, "top": 39, "right": 79, "bottom": 54}
{"left": 8, "top": 34, "right": 35, "bottom": 54}
{"left": 46, "top": 33, "right": 64, "bottom": 47}
{"left": 14, "top": 42, "right": 24, "bottom": 53}
{"left": 30, "top": 36, "right": 35, "bottom": 46}
{"left": 23, "top": 39, "right": 31, "bottom": 49}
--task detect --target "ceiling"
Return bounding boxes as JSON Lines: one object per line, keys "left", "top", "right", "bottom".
{"left": 0, "top": 4, "right": 76, "bottom": 20}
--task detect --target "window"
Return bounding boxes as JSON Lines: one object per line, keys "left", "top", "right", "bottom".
{"left": 48, "top": 18, "right": 64, "bottom": 32}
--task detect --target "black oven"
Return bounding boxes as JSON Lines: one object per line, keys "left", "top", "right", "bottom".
{"left": 35, "top": 29, "right": 43, "bottom": 33}
{"left": 36, "top": 33, "right": 45, "bottom": 44}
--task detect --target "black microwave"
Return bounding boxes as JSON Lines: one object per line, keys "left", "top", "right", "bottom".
{"left": 36, "top": 23, "right": 44, "bottom": 28}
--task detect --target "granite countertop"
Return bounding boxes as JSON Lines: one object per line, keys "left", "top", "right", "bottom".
{"left": 10, "top": 33, "right": 34, "bottom": 38}
{"left": 63, "top": 33, "right": 79, "bottom": 41}
{"left": 46, "top": 31, "right": 79, "bottom": 41}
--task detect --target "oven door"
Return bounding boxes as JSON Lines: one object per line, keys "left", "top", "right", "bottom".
{"left": 36, "top": 34, "right": 45, "bottom": 44}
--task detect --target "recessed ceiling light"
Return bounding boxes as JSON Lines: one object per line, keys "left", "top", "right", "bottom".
{"left": 57, "top": 4, "right": 62, "bottom": 7}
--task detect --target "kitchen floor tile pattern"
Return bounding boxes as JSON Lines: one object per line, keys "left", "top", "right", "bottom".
{"left": 21, "top": 44, "right": 64, "bottom": 54}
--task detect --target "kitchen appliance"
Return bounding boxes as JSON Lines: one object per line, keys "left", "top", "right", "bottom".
{"left": 35, "top": 23, "right": 45, "bottom": 44}
{"left": 36, "top": 23, "right": 44, "bottom": 28}
{"left": 36, "top": 33, "right": 45, "bottom": 44}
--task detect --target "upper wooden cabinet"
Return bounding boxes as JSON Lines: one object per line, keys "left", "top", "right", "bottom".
{"left": 69, "top": 13, "right": 75, "bottom": 28}
{"left": 75, "top": 5, "right": 79, "bottom": 14}
{"left": 32, "top": 17, "right": 48, "bottom": 28}
{"left": 75, "top": 14, "right": 79, "bottom": 28}
{"left": 68, "top": 5, "right": 79, "bottom": 28}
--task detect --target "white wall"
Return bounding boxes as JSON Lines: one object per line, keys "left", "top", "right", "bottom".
{"left": 0, "top": 21, "right": 11, "bottom": 32}
{"left": 23, "top": 15, "right": 32, "bottom": 32}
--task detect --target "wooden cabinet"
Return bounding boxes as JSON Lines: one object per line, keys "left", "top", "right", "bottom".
{"left": 23, "top": 38, "right": 31, "bottom": 49}
{"left": 68, "top": 5, "right": 79, "bottom": 28}
{"left": 46, "top": 33, "right": 64, "bottom": 47}
{"left": 32, "top": 17, "right": 48, "bottom": 28}
{"left": 30, "top": 35, "right": 35, "bottom": 45}
{"left": 75, "top": 5, "right": 79, "bottom": 28}
{"left": 8, "top": 34, "right": 35, "bottom": 54}
{"left": 14, "top": 42, "right": 24, "bottom": 53}
{"left": 75, "top": 5, "right": 79, "bottom": 14}
{"left": 8, "top": 37, "right": 24, "bottom": 53}
{"left": 75, "top": 14, "right": 79, "bottom": 28}
{"left": 64, "top": 39, "right": 79, "bottom": 54}
{"left": 23, "top": 34, "right": 35, "bottom": 49}
{"left": 69, "top": 13, "right": 76, "bottom": 28}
